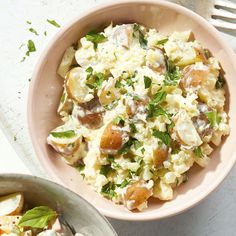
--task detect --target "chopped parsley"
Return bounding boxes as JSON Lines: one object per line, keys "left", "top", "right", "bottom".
{"left": 85, "top": 31, "right": 107, "bottom": 49}
{"left": 118, "top": 138, "right": 134, "bottom": 155}
{"left": 133, "top": 23, "right": 147, "bottom": 48}
{"left": 101, "top": 182, "right": 117, "bottom": 199}
{"left": 215, "top": 74, "right": 225, "bottom": 89}
{"left": 29, "top": 28, "right": 39, "bottom": 36}
{"left": 44, "top": 31, "right": 47, "bottom": 36}
{"left": 153, "top": 129, "right": 171, "bottom": 146}
{"left": 205, "top": 110, "right": 221, "bottom": 127}
{"left": 144, "top": 76, "right": 152, "bottom": 89}
{"left": 113, "top": 116, "right": 125, "bottom": 126}
{"left": 164, "top": 60, "right": 182, "bottom": 86}
{"left": 100, "top": 165, "right": 112, "bottom": 177}
{"left": 117, "top": 179, "right": 130, "bottom": 188}
{"left": 147, "top": 91, "right": 167, "bottom": 118}
{"left": 133, "top": 140, "right": 143, "bottom": 150}
{"left": 76, "top": 163, "right": 85, "bottom": 172}
{"left": 193, "top": 147, "right": 203, "bottom": 158}
{"left": 26, "top": 40, "right": 36, "bottom": 56}
{"left": 26, "top": 20, "right": 32, "bottom": 24}
{"left": 47, "top": 19, "right": 61, "bottom": 28}
{"left": 130, "top": 123, "right": 137, "bottom": 133}
{"left": 115, "top": 79, "right": 122, "bottom": 88}
{"left": 126, "top": 77, "right": 134, "bottom": 86}
{"left": 50, "top": 130, "right": 75, "bottom": 138}
{"left": 156, "top": 38, "right": 168, "bottom": 45}
{"left": 86, "top": 71, "right": 105, "bottom": 90}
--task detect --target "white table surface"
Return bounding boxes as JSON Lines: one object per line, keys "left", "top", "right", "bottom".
{"left": 0, "top": 1, "right": 236, "bottom": 235}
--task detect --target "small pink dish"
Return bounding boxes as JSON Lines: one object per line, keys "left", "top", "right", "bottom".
{"left": 28, "top": 0, "right": 236, "bottom": 221}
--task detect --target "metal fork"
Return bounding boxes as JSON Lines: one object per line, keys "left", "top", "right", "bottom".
{"left": 175, "top": 0, "right": 236, "bottom": 30}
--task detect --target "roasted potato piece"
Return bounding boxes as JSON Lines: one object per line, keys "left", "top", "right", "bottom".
{"left": 98, "top": 77, "right": 119, "bottom": 106}
{"left": 57, "top": 46, "right": 76, "bottom": 79}
{"left": 57, "top": 89, "right": 73, "bottom": 115}
{"left": 192, "top": 103, "right": 213, "bottom": 139}
{"left": 124, "top": 180, "right": 152, "bottom": 210}
{"left": 77, "top": 98, "right": 104, "bottom": 129}
{"left": 146, "top": 48, "right": 166, "bottom": 74}
{"left": 180, "top": 64, "right": 209, "bottom": 90}
{"left": 0, "top": 193, "right": 24, "bottom": 216}
{"left": 125, "top": 97, "right": 149, "bottom": 117}
{"left": 66, "top": 67, "right": 93, "bottom": 103}
{"left": 153, "top": 144, "right": 168, "bottom": 168}
{"left": 100, "top": 123, "right": 126, "bottom": 154}
{"left": 47, "top": 129, "right": 82, "bottom": 157}
{"left": 0, "top": 215, "right": 22, "bottom": 233}
{"left": 175, "top": 111, "right": 202, "bottom": 147}
{"left": 113, "top": 25, "right": 133, "bottom": 48}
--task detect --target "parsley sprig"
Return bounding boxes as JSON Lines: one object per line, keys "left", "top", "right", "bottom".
{"left": 85, "top": 31, "right": 107, "bottom": 49}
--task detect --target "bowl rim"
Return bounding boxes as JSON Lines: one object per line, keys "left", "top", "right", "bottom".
{"left": 28, "top": 0, "right": 236, "bottom": 221}
{"left": 0, "top": 173, "right": 117, "bottom": 235}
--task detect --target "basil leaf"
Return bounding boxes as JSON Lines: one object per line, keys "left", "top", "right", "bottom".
{"left": 29, "top": 28, "right": 39, "bottom": 36}
{"left": 156, "top": 38, "right": 168, "bottom": 45}
{"left": 18, "top": 206, "right": 57, "bottom": 229}
{"left": 215, "top": 74, "right": 225, "bottom": 89}
{"left": 26, "top": 40, "right": 36, "bottom": 56}
{"left": 50, "top": 130, "right": 75, "bottom": 138}
{"left": 47, "top": 19, "right": 61, "bottom": 28}
{"left": 144, "top": 76, "right": 152, "bottom": 89}
{"left": 153, "top": 129, "right": 171, "bottom": 146}
{"left": 113, "top": 116, "right": 125, "bottom": 126}
{"left": 193, "top": 147, "right": 203, "bottom": 158}
{"left": 85, "top": 31, "right": 107, "bottom": 49}
{"left": 205, "top": 110, "right": 221, "bottom": 127}
{"left": 101, "top": 182, "right": 117, "bottom": 199}
{"left": 100, "top": 165, "right": 112, "bottom": 176}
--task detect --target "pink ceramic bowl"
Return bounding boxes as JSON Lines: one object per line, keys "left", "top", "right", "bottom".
{"left": 28, "top": 0, "right": 236, "bottom": 221}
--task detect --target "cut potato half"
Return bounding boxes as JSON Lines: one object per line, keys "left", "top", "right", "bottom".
{"left": 47, "top": 129, "right": 82, "bottom": 156}
{"left": 66, "top": 67, "right": 93, "bottom": 103}
{"left": 57, "top": 46, "right": 76, "bottom": 79}
{"left": 0, "top": 192, "right": 24, "bottom": 216}
{"left": 57, "top": 89, "right": 73, "bottom": 115}
{"left": 175, "top": 111, "right": 202, "bottom": 147}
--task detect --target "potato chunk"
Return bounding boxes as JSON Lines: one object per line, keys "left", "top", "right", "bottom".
{"left": 100, "top": 123, "right": 125, "bottom": 154}
{"left": 124, "top": 180, "right": 152, "bottom": 210}
{"left": 0, "top": 215, "right": 22, "bottom": 233}
{"left": 66, "top": 67, "right": 93, "bottom": 103}
{"left": 153, "top": 144, "right": 168, "bottom": 168}
{"left": 0, "top": 193, "right": 24, "bottom": 216}
{"left": 113, "top": 25, "right": 133, "bottom": 48}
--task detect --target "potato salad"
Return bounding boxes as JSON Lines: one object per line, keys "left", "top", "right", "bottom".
{"left": 0, "top": 193, "right": 81, "bottom": 236}
{"left": 47, "top": 23, "right": 230, "bottom": 211}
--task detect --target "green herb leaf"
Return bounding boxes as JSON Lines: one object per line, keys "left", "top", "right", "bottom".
{"left": 76, "top": 163, "right": 85, "bottom": 172}
{"left": 215, "top": 74, "right": 225, "bottom": 89}
{"left": 133, "top": 23, "right": 147, "bottom": 48}
{"left": 86, "top": 71, "right": 105, "bottom": 90}
{"left": 47, "top": 19, "right": 61, "bottom": 28}
{"left": 205, "top": 110, "right": 221, "bottom": 127}
{"left": 153, "top": 129, "right": 171, "bottom": 146}
{"left": 130, "top": 123, "right": 137, "bottom": 133}
{"left": 44, "top": 31, "right": 47, "bottom": 36}
{"left": 193, "top": 147, "right": 203, "bottom": 158}
{"left": 113, "top": 116, "right": 125, "bottom": 126}
{"left": 26, "top": 40, "right": 36, "bottom": 56}
{"left": 29, "top": 28, "right": 39, "bottom": 36}
{"left": 152, "top": 91, "right": 167, "bottom": 104}
{"left": 85, "top": 31, "right": 107, "bottom": 49}
{"left": 107, "top": 155, "right": 114, "bottom": 162}
{"left": 133, "top": 140, "right": 143, "bottom": 150}
{"left": 86, "top": 66, "right": 93, "bottom": 74}
{"left": 118, "top": 138, "right": 134, "bottom": 155}
{"left": 126, "top": 77, "right": 134, "bottom": 87}
{"left": 164, "top": 60, "right": 181, "bottom": 86}
{"left": 26, "top": 20, "right": 32, "bottom": 25}
{"left": 115, "top": 80, "right": 122, "bottom": 88}
{"left": 50, "top": 130, "right": 75, "bottom": 138}
{"left": 144, "top": 76, "right": 152, "bottom": 89}
{"left": 117, "top": 179, "right": 130, "bottom": 188}
{"left": 156, "top": 38, "right": 168, "bottom": 45}
{"left": 18, "top": 206, "right": 57, "bottom": 229}
{"left": 100, "top": 165, "right": 112, "bottom": 177}
{"left": 101, "top": 182, "right": 117, "bottom": 199}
